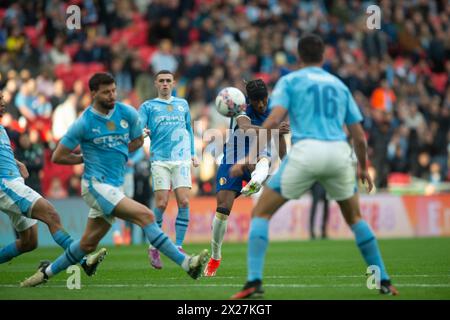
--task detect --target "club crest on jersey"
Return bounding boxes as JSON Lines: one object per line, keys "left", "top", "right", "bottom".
{"left": 106, "top": 121, "right": 116, "bottom": 131}
{"left": 177, "top": 105, "right": 184, "bottom": 112}
{"left": 167, "top": 105, "right": 174, "bottom": 112}
{"left": 219, "top": 177, "right": 227, "bottom": 185}
{"left": 120, "top": 120, "right": 129, "bottom": 129}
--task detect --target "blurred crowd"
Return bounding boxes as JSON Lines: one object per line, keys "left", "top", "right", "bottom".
{"left": 0, "top": 0, "right": 449, "bottom": 199}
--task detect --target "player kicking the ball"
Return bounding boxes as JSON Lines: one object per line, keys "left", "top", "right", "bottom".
{"left": 230, "top": 34, "right": 398, "bottom": 299}
{"left": 204, "top": 79, "right": 289, "bottom": 277}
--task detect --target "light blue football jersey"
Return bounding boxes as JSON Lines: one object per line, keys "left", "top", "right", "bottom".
{"left": 0, "top": 125, "right": 21, "bottom": 180}
{"left": 269, "top": 66, "right": 363, "bottom": 143}
{"left": 138, "top": 96, "right": 195, "bottom": 161}
{"left": 60, "top": 102, "right": 143, "bottom": 187}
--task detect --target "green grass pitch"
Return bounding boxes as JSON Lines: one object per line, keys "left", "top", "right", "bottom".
{"left": 1, "top": 238, "right": 449, "bottom": 300}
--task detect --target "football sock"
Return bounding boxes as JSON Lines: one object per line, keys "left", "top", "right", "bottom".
{"left": 247, "top": 217, "right": 269, "bottom": 282}
{"left": 48, "top": 240, "right": 86, "bottom": 277}
{"left": 154, "top": 207, "right": 164, "bottom": 229}
{"left": 0, "top": 242, "right": 21, "bottom": 264}
{"left": 175, "top": 206, "right": 189, "bottom": 246}
{"left": 51, "top": 229, "right": 74, "bottom": 250}
{"left": 351, "top": 220, "right": 389, "bottom": 281}
{"left": 251, "top": 158, "right": 270, "bottom": 184}
{"left": 211, "top": 213, "right": 228, "bottom": 260}
{"left": 143, "top": 222, "right": 185, "bottom": 266}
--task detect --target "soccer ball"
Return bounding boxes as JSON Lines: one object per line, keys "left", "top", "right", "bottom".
{"left": 215, "top": 87, "right": 246, "bottom": 117}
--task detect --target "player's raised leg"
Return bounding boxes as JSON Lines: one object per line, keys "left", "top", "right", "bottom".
{"left": 113, "top": 197, "right": 208, "bottom": 279}
{"left": 0, "top": 222, "right": 37, "bottom": 264}
{"left": 241, "top": 158, "right": 270, "bottom": 196}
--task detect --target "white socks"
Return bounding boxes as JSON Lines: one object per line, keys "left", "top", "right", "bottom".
{"left": 181, "top": 257, "right": 190, "bottom": 271}
{"left": 251, "top": 157, "right": 270, "bottom": 184}
{"left": 211, "top": 214, "right": 228, "bottom": 260}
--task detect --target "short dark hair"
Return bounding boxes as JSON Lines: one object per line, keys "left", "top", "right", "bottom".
{"left": 88, "top": 73, "right": 115, "bottom": 91}
{"left": 246, "top": 79, "right": 268, "bottom": 100}
{"left": 155, "top": 70, "right": 174, "bottom": 78}
{"left": 297, "top": 33, "right": 325, "bottom": 64}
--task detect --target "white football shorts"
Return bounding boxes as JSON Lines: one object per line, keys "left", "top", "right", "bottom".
{"left": 0, "top": 177, "right": 39, "bottom": 232}
{"left": 151, "top": 160, "right": 192, "bottom": 191}
{"left": 267, "top": 139, "right": 357, "bottom": 201}
{"left": 81, "top": 178, "right": 126, "bottom": 225}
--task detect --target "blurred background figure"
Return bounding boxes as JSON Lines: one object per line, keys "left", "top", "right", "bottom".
{"left": 15, "top": 130, "right": 44, "bottom": 194}
{"left": 309, "top": 182, "right": 329, "bottom": 240}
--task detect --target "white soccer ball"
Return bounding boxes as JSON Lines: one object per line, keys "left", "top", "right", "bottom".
{"left": 215, "top": 87, "right": 246, "bottom": 117}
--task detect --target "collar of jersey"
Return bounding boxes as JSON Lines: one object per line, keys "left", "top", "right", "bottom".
{"left": 153, "top": 96, "right": 174, "bottom": 104}
{"left": 89, "top": 105, "right": 115, "bottom": 119}
{"left": 302, "top": 66, "right": 323, "bottom": 72}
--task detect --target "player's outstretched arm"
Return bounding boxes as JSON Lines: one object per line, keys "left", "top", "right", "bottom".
{"left": 236, "top": 116, "right": 263, "bottom": 133}
{"left": 278, "top": 133, "right": 287, "bottom": 160}
{"left": 128, "top": 135, "right": 144, "bottom": 152}
{"left": 347, "top": 122, "right": 373, "bottom": 193}
{"left": 52, "top": 143, "right": 84, "bottom": 165}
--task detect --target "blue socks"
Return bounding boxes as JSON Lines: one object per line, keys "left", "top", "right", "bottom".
{"left": 143, "top": 222, "right": 185, "bottom": 265}
{"left": 175, "top": 207, "right": 189, "bottom": 246}
{"left": 154, "top": 207, "right": 164, "bottom": 228}
{"left": 49, "top": 240, "right": 87, "bottom": 276}
{"left": 0, "top": 242, "right": 21, "bottom": 264}
{"left": 247, "top": 217, "right": 269, "bottom": 282}
{"left": 0, "top": 229, "right": 73, "bottom": 265}
{"left": 51, "top": 229, "right": 74, "bottom": 250}
{"left": 351, "top": 220, "right": 389, "bottom": 281}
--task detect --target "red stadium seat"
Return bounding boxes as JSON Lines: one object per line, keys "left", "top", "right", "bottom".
{"left": 87, "top": 62, "right": 105, "bottom": 74}
{"left": 64, "top": 43, "right": 80, "bottom": 59}
{"left": 388, "top": 173, "right": 412, "bottom": 186}
{"left": 24, "top": 26, "right": 39, "bottom": 47}
{"left": 253, "top": 72, "right": 270, "bottom": 84}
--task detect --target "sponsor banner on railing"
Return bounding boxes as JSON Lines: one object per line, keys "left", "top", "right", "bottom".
{"left": 158, "top": 193, "right": 450, "bottom": 241}
{"left": 0, "top": 194, "right": 449, "bottom": 246}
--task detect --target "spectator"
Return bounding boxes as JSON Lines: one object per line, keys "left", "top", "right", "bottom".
{"left": 150, "top": 39, "right": 178, "bottom": 74}
{"left": 15, "top": 130, "right": 44, "bottom": 194}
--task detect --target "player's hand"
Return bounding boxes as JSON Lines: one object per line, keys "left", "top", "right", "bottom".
{"left": 17, "top": 161, "right": 29, "bottom": 179}
{"left": 143, "top": 128, "right": 150, "bottom": 138}
{"left": 279, "top": 122, "right": 290, "bottom": 135}
{"left": 192, "top": 156, "right": 199, "bottom": 167}
{"left": 230, "top": 163, "right": 245, "bottom": 177}
{"left": 358, "top": 168, "right": 374, "bottom": 193}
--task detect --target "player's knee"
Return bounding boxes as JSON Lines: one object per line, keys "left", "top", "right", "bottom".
{"left": 35, "top": 200, "right": 62, "bottom": 226}
{"left": 155, "top": 200, "right": 168, "bottom": 212}
{"left": 216, "top": 207, "right": 230, "bottom": 220}
{"left": 251, "top": 207, "right": 269, "bottom": 219}
{"left": 178, "top": 198, "right": 189, "bottom": 209}
{"left": 47, "top": 205, "right": 62, "bottom": 224}
{"left": 137, "top": 207, "right": 154, "bottom": 226}
{"left": 347, "top": 215, "right": 362, "bottom": 226}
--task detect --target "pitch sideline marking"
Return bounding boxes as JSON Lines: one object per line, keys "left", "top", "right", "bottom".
{"left": 1, "top": 283, "right": 449, "bottom": 288}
